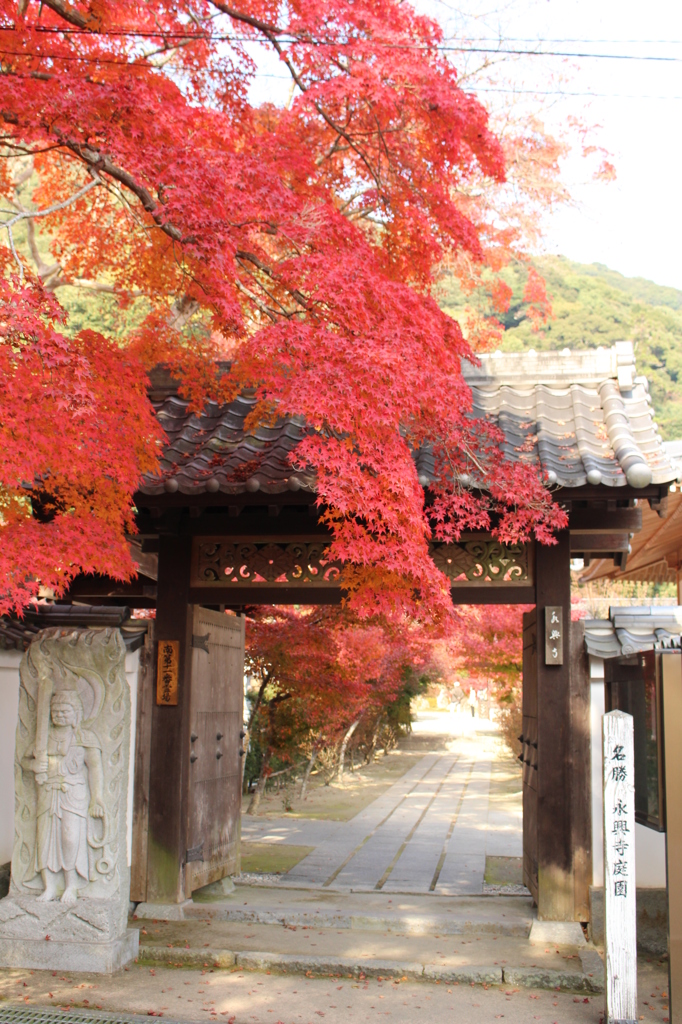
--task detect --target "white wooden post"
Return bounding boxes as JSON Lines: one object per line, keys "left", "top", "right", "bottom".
{"left": 603, "top": 710, "right": 637, "bottom": 1024}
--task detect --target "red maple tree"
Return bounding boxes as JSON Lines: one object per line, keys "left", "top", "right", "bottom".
{"left": 0, "top": 0, "right": 567, "bottom": 617}
{"left": 243, "top": 604, "right": 433, "bottom": 804}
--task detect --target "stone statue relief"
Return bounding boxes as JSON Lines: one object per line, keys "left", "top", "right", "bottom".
{"left": 23, "top": 689, "right": 105, "bottom": 902}
{"left": 11, "top": 628, "right": 128, "bottom": 904}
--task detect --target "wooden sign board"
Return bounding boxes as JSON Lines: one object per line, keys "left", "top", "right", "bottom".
{"left": 544, "top": 606, "right": 564, "bottom": 666}
{"left": 603, "top": 709, "right": 637, "bottom": 1024}
{"left": 157, "top": 640, "right": 179, "bottom": 706}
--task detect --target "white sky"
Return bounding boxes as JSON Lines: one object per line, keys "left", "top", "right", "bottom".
{"left": 248, "top": 0, "right": 682, "bottom": 289}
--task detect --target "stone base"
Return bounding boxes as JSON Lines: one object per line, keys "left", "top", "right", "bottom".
{"left": 529, "top": 919, "right": 586, "bottom": 945}
{"left": 589, "top": 885, "right": 668, "bottom": 955}
{"left": 0, "top": 893, "right": 128, "bottom": 941}
{"left": 0, "top": 927, "right": 138, "bottom": 973}
{"left": 134, "top": 899, "right": 194, "bottom": 921}
{"left": 0, "top": 894, "right": 137, "bottom": 973}
{"left": 193, "top": 876, "right": 236, "bottom": 901}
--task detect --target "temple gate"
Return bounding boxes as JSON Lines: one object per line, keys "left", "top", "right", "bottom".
{"left": 42, "top": 343, "right": 682, "bottom": 918}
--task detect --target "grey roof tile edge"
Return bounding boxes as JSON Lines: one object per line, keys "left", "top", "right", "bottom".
{"left": 138, "top": 345, "right": 680, "bottom": 496}
{"left": 584, "top": 605, "right": 682, "bottom": 657}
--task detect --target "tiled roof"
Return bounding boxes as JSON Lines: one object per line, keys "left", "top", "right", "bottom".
{"left": 0, "top": 606, "right": 148, "bottom": 652}
{"left": 580, "top": 487, "right": 682, "bottom": 585}
{"left": 584, "top": 605, "right": 682, "bottom": 658}
{"left": 139, "top": 341, "right": 681, "bottom": 497}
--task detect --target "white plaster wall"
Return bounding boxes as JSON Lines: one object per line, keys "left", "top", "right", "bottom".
{"left": 0, "top": 651, "right": 22, "bottom": 866}
{"left": 635, "top": 823, "right": 667, "bottom": 887}
{"left": 589, "top": 653, "right": 667, "bottom": 889}
{"left": 124, "top": 649, "right": 140, "bottom": 869}
{"left": 590, "top": 657, "right": 606, "bottom": 887}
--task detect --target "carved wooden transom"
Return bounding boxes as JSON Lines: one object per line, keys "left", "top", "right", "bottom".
{"left": 192, "top": 536, "right": 532, "bottom": 587}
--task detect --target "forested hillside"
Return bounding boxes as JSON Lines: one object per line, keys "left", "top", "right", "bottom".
{"left": 437, "top": 257, "right": 682, "bottom": 440}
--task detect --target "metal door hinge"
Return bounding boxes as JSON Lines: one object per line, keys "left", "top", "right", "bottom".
{"left": 186, "top": 841, "right": 204, "bottom": 863}
{"left": 192, "top": 633, "right": 211, "bottom": 653}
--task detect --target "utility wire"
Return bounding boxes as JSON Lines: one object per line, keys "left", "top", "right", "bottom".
{"left": 1, "top": 26, "right": 682, "bottom": 61}
{"left": 2, "top": 45, "right": 682, "bottom": 67}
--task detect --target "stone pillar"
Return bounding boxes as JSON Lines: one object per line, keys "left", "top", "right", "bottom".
{"left": 0, "top": 627, "right": 139, "bottom": 972}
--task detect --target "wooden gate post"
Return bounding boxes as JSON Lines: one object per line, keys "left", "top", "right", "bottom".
{"left": 535, "top": 531, "right": 574, "bottom": 920}
{"left": 146, "top": 535, "right": 193, "bottom": 903}
{"left": 602, "top": 710, "right": 637, "bottom": 1024}
{"left": 662, "top": 652, "right": 682, "bottom": 1022}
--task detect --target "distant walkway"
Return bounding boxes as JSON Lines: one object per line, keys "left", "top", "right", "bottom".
{"left": 241, "top": 713, "right": 522, "bottom": 894}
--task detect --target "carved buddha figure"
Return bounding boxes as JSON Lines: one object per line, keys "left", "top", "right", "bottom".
{"left": 23, "top": 690, "right": 105, "bottom": 903}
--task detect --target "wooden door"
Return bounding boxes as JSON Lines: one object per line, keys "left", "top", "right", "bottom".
{"left": 522, "top": 609, "right": 539, "bottom": 903}
{"left": 185, "top": 607, "right": 245, "bottom": 894}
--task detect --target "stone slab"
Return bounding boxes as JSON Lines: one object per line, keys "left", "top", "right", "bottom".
{"left": 580, "top": 946, "right": 605, "bottom": 989}
{"left": 235, "top": 950, "right": 426, "bottom": 980}
{"left": 139, "top": 944, "right": 236, "bottom": 968}
{"left": 135, "top": 896, "right": 532, "bottom": 936}
{"left": 529, "top": 919, "right": 586, "bottom": 946}
{"left": 136, "top": 941, "right": 602, "bottom": 994}
{"left": 0, "top": 927, "right": 138, "bottom": 973}
{"left": 133, "top": 900, "right": 194, "bottom": 921}
{"left": 192, "top": 876, "right": 236, "bottom": 901}
{"left": 589, "top": 884, "right": 668, "bottom": 955}
{"left": 423, "top": 964, "right": 502, "bottom": 984}
{"left": 0, "top": 895, "right": 125, "bottom": 943}
{"left": 502, "top": 965, "right": 602, "bottom": 993}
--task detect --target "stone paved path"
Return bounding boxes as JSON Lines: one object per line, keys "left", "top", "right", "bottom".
{"left": 241, "top": 714, "right": 522, "bottom": 894}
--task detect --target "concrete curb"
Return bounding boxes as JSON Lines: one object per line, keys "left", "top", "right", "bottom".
{"left": 138, "top": 946, "right": 236, "bottom": 968}
{"left": 236, "top": 951, "right": 425, "bottom": 980}
{"left": 137, "top": 943, "right": 604, "bottom": 992}
{"left": 502, "top": 967, "right": 603, "bottom": 993}
{"left": 133, "top": 902, "right": 531, "bottom": 937}
{"left": 423, "top": 965, "right": 502, "bottom": 985}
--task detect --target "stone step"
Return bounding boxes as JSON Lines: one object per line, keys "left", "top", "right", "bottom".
{"left": 134, "top": 888, "right": 534, "bottom": 937}
{"left": 137, "top": 941, "right": 605, "bottom": 994}
{"left": 130, "top": 896, "right": 604, "bottom": 995}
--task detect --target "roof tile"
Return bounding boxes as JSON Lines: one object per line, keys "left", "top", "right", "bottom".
{"left": 139, "top": 343, "right": 680, "bottom": 496}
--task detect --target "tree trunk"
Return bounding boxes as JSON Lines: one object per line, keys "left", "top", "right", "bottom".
{"left": 365, "top": 715, "right": 384, "bottom": 763}
{"left": 246, "top": 746, "right": 273, "bottom": 815}
{"left": 336, "top": 719, "right": 361, "bottom": 783}
{"left": 300, "top": 748, "right": 317, "bottom": 801}
{"left": 242, "top": 671, "right": 271, "bottom": 790}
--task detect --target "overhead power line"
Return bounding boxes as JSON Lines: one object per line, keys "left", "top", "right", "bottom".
{"left": 0, "top": 26, "right": 681, "bottom": 62}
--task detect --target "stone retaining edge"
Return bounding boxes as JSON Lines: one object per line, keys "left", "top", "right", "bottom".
{"left": 137, "top": 944, "right": 604, "bottom": 992}
{"left": 133, "top": 903, "right": 530, "bottom": 937}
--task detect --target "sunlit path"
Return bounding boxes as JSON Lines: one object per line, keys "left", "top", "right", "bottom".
{"left": 241, "top": 713, "right": 523, "bottom": 894}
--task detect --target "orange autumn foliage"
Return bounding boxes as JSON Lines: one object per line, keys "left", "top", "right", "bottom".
{"left": 0, "top": 0, "right": 567, "bottom": 617}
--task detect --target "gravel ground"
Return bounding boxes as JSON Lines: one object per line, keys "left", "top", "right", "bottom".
{"left": 0, "top": 958, "right": 670, "bottom": 1024}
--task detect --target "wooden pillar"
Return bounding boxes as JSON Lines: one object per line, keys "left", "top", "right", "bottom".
{"left": 662, "top": 652, "right": 682, "bottom": 1022}
{"left": 146, "top": 535, "right": 193, "bottom": 903}
{"left": 569, "top": 619, "right": 592, "bottom": 923}
{"left": 535, "top": 531, "right": 574, "bottom": 920}
{"left": 130, "top": 623, "right": 156, "bottom": 903}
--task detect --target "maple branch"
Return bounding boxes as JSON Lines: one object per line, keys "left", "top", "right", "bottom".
{"left": 206, "top": 2, "right": 282, "bottom": 37}
{"left": 60, "top": 141, "right": 190, "bottom": 241}
{"left": 235, "top": 264, "right": 292, "bottom": 319}
{"left": 24, "top": 216, "right": 61, "bottom": 284}
{"left": 1, "top": 171, "right": 101, "bottom": 231}
{"left": 235, "top": 249, "right": 308, "bottom": 311}
{"left": 64, "top": 278, "right": 144, "bottom": 297}
{"left": 235, "top": 278, "right": 278, "bottom": 323}
{"left": 209, "top": 1, "right": 384, "bottom": 192}
{"left": 0, "top": 171, "right": 101, "bottom": 278}
{"left": 37, "top": 0, "right": 97, "bottom": 30}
